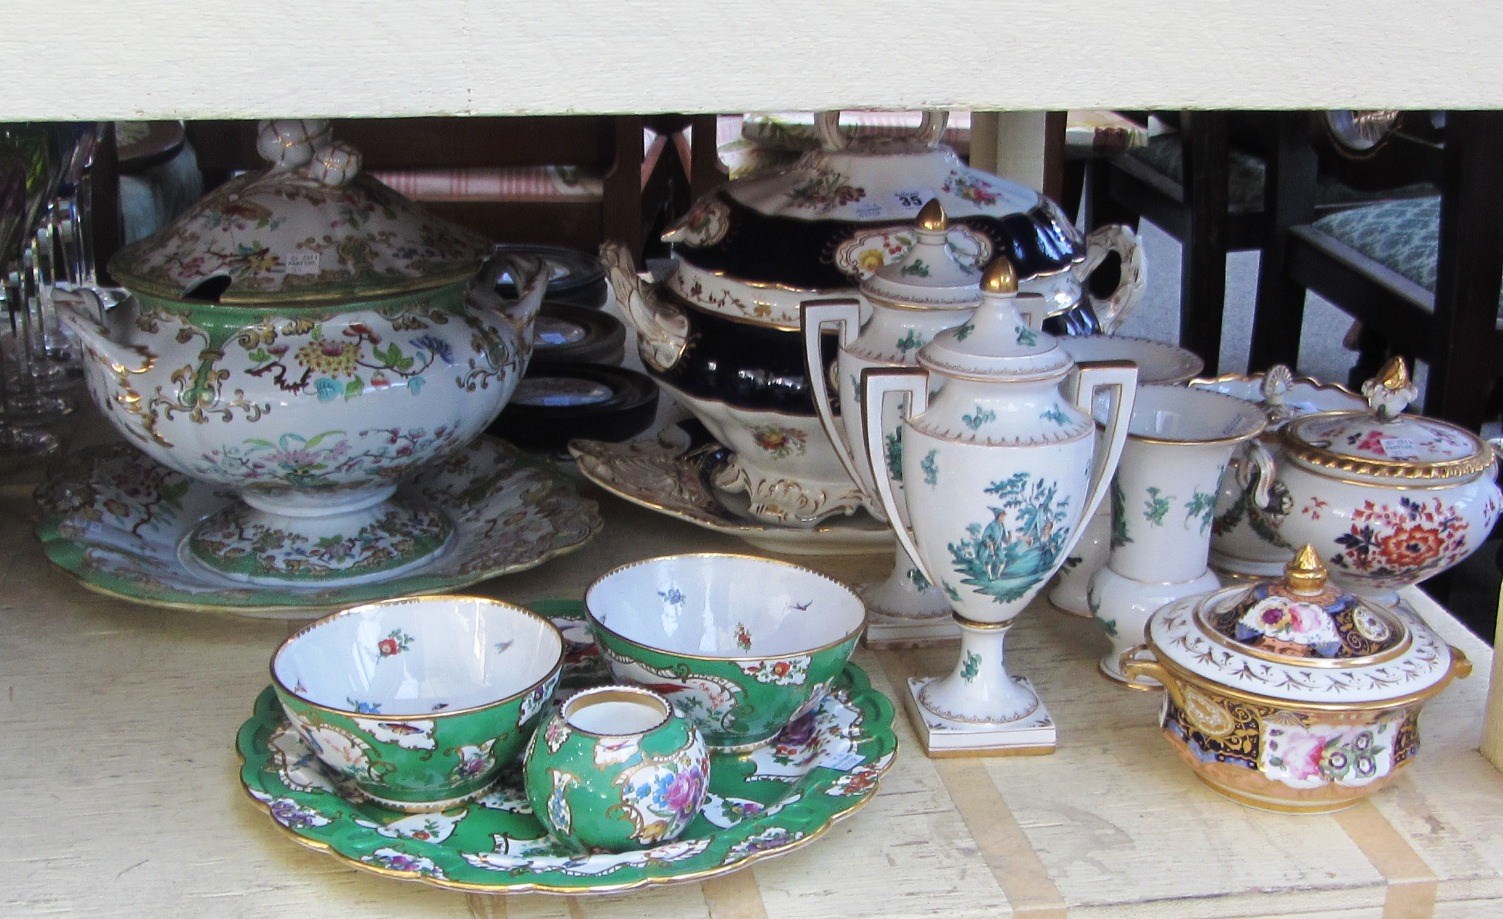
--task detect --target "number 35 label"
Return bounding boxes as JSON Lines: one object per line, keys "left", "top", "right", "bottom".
{"left": 893, "top": 189, "right": 935, "bottom": 210}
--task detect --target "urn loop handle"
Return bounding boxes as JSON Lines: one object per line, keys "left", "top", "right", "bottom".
{"left": 1077, "top": 224, "right": 1146, "bottom": 335}
{"left": 861, "top": 367, "right": 938, "bottom": 586}
{"left": 600, "top": 242, "right": 688, "bottom": 373}
{"left": 815, "top": 110, "right": 948, "bottom": 153}
{"left": 801, "top": 299, "right": 866, "bottom": 503}
{"left": 1118, "top": 645, "right": 1186, "bottom": 710}
{"left": 1066, "top": 360, "right": 1139, "bottom": 559}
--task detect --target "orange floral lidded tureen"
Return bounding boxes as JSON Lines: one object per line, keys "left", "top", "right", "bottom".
{"left": 1122, "top": 545, "right": 1471, "bottom": 813}
{"left": 1254, "top": 357, "right": 1502, "bottom": 600}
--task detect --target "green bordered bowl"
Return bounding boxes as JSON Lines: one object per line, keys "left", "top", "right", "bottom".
{"left": 237, "top": 603, "right": 897, "bottom": 895}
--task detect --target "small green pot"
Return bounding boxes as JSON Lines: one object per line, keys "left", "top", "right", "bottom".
{"left": 523, "top": 685, "right": 710, "bottom": 852}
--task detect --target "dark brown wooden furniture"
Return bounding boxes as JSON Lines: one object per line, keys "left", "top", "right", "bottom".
{"left": 1249, "top": 111, "right": 1503, "bottom": 430}
{"left": 187, "top": 116, "right": 669, "bottom": 260}
{"left": 1089, "top": 111, "right": 1433, "bottom": 375}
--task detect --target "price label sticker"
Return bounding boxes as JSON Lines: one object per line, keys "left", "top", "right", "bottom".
{"left": 284, "top": 251, "right": 320, "bottom": 275}
{"left": 1382, "top": 436, "right": 1420, "bottom": 459}
{"left": 892, "top": 188, "right": 936, "bottom": 211}
{"left": 822, "top": 752, "right": 868, "bottom": 772}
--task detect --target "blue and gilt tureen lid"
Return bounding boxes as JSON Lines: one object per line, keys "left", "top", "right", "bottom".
{"left": 1144, "top": 545, "right": 1461, "bottom": 706}
{"left": 1203, "top": 546, "right": 1406, "bottom": 662}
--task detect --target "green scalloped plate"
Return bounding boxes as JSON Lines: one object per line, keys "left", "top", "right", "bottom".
{"left": 236, "top": 603, "right": 897, "bottom": 895}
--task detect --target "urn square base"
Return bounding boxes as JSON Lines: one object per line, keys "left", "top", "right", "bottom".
{"left": 864, "top": 612, "right": 960, "bottom": 649}
{"left": 902, "top": 676, "right": 1057, "bottom": 757}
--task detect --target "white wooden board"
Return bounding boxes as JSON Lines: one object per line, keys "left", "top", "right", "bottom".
{"left": 4, "top": 0, "right": 1503, "bottom": 119}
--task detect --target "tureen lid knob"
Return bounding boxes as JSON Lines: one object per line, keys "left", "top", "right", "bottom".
{"left": 256, "top": 119, "right": 333, "bottom": 173}
{"left": 980, "top": 256, "right": 1018, "bottom": 295}
{"left": 1284, "top": 545, "right": 1329, "bottom": 594}
{"left": 1361, "top": 356, "right": 1417, "bottom": 422}
{"left": 916, "top": 198, "right": 948, "bottom": 233}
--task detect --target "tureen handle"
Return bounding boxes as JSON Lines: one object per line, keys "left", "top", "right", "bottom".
{"left": 1065, "top": 360, "right": 1138, "bottom": 558}
{"left": 1449, "top": 645, "right": 1474, "bottom": 681}
{"left": 801, "top": 299, "right": 866, "bottom": 500}
{"left": 861, "top": 367, "right": 940, "bottom": 587}
{"left": 815, "top": 110, "right": 948, "bottom": 152}
{"left": 1118, "top": 645, "right": 1186, "bottom": 710}
{"left": 51, "top": 286, "right": 155, "bottom": 374}
{"left": 1076, "top": 225, "right": 1146, "bottom": 335}
{"left": 1239, "top": 440, "right": 1279, "bottom": 510}
{"left": 469, "top": 250, "right": 549, "bottom": 363}
{"left": 599, "top": 242, "right": 688, "bottom": 373}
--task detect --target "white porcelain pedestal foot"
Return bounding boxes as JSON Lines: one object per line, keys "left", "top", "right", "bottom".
{"left": 903, "top": 676, "right": 1056, "bottom": 756}
{"left": 861, "top": 548, "right": 958, "bottom": 648}
{"left": 900, "top": 614, "right": 1057, "bottom": 757}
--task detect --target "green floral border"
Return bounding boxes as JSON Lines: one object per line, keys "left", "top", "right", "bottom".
{"left": 33, "top": 440, "right": 600, "bottom": 617}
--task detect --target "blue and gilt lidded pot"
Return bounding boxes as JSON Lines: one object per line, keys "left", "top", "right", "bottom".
{"left": 1123, "top": 546, "right": 1471, "bottom": 813}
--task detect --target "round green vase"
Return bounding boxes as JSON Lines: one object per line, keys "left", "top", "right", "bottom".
{"left": 523, "top": 685, "right": 710, "bottom": 852}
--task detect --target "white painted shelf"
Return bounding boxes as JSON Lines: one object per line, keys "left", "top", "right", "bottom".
{"left": 3, "top": 429, "right": 1503, "bottom": 916}
{"left": 4, "top": 0, "right": 1502, "bottom": 119}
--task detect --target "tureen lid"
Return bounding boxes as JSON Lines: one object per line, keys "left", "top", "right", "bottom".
{"left": 109, "top": 119, "right": 492, "bottom": 306}
{"left": 917, "top": 257, "right": 1073, "bottom": 380}
{"left": 664, "top": 111, "right": 1084, "bottom": 292}
{"left": 1280, "top": 358, "right": 1493, "bottom": 482}
{"left": 1190, "top": 365, "right": 1365, "bottom": 430}
{"left": 859, "top": 199, "right": 983, "bottom": 310}
{"left": 1146, "top": 546, "right": 1457, "bottom": 706}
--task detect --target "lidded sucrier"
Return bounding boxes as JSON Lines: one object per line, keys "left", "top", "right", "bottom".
{"left": 1250, "top": 358, "right": 1503, "bottom": 599}
{"left": 1122, "top": 546, "right": 1471, "bottom": 812}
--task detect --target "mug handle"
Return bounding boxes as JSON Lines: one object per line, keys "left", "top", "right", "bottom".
{"left": 861, "top": 367, "right": 939, "bottom": 588}
{"left": 1064, "top": 360, "right": 1138, "bottom": 559}
{"left": 801, "top": 299, "right": 865, "bottom": 497}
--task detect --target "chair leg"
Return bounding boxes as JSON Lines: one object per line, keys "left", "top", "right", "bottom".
{"left": 1179, "top": 112, "right": 1231, "bottom": 375}
{"left": 1248, "top": 114, "right": 1319, "bottom": 372}
{"left": 1347, "top": 323, "right": 1396, "bottom": 391}
{"left": 1091, "top": 159, "right": 1140, "bottom": 233}
{"left": 1426, "top": 110, "right": 1503, "bottom": 430}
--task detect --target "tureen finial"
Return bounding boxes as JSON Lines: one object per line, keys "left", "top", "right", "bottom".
{"left": 1377, "top": 355, "right": 1410, "bottom": 391}
{"left": 1260, "top": 365, "right": 1297, "bottom": 424}
{"left": 980, "top": 256, "right": 1018, "bottom": 295}
{"left": 1284, "top": 545, "right": 1329, "bottom": 594}
{"left": 1361, "top": 356, "right": 1417, "bottom": 423}
{"left": 916, "top": 198, "right": 948, "bottom": 232}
